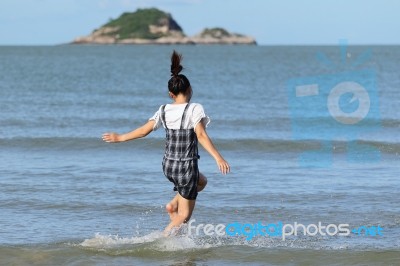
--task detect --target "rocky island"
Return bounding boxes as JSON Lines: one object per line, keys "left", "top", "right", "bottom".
{"left": 72, "top": 8, "right": 256, "bottom": 45}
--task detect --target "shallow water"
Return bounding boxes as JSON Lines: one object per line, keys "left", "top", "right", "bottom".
{"left": 0, "top": 45, "right": 399, "bottom": 265}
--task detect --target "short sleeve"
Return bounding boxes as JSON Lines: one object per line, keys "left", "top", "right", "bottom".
{"left": 149, "top": 106, "right": 163, "bottom": 131}
{"left": 192, "top": 104, "right": 210, "bottom": 130}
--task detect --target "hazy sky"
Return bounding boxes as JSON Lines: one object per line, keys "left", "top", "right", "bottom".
{"left": 0, "top": 0, "right": 399, "bottom": 45}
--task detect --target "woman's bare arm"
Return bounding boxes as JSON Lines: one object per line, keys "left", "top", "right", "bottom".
{"left": 195, "top": 121, "right": 230, "bottom": 174}
{"left": 102, "top": 120, "right": 155, "bottom": 143}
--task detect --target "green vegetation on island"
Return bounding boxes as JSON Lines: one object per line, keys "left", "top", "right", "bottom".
{"left": 199, "top": 28, "right": 232, "bottom": 38}
{"left": 73, "top": 8, "right": 256, "bottom": 45}
{"left": 102, "top": 8, "right": 182, "bottom": 40}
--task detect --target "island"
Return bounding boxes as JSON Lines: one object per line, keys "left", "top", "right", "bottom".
{"left": 72, "top": 8, "right": 256, "bottom": 45}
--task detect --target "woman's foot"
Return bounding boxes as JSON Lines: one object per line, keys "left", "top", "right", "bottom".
{"left": 166, "top": 195, "right": 179, "bottom": 220}
{"left": 197, "top": 172, "right": 208, "bottom": 192}
{"left": 164, "top": 194, "right": 196, "bottom": 233}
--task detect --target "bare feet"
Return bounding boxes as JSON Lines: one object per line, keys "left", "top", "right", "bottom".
{"left": 166, "top": 194, "right": 179, "bottom": 220}
{"left": 197, "top": 172, "right": 208, "bottom": 192}
{"left": 164, "top": 194, "right": 196, "bottom": 234}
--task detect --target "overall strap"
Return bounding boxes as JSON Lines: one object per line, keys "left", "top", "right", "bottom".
{"left": 160, "top": 105, "right": 167, "bottom": 129}
{"left": 180, "top": 103, "right": 191, "bottom": 129}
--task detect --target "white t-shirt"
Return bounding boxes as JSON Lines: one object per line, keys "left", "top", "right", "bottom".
{"left": 149, "top": 103, "right": 210, "bottom": 131}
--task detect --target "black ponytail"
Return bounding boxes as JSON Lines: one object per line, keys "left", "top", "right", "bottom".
{"left": 170, "top": 50, "right": 183, "bottom": 77}
{"left": 168, "top": 50, "right": 190, "bottom": 96}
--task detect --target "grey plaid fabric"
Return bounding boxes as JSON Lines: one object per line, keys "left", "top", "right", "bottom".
{"left": 161, "top": 103, "right": 200, "bottom": 200}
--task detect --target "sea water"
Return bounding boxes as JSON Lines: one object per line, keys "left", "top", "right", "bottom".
{"left": 0, "top": 45, "right": 399, "bottom": 265}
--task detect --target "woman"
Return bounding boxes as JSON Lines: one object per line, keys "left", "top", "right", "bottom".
{"left": 102, "top": 50, "right": 230, "bottom": 233}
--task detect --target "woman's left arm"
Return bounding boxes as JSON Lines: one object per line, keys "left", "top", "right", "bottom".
{"left": 195, "top": 121, "right": 230, "bottom": 174}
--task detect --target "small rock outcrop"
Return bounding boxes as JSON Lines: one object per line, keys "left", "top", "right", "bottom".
{"left": 190, "top": 28, "right": 256, "bottom": 45}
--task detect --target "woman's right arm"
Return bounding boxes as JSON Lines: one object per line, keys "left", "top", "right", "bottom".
{"left": 102, "top": 120, "right": 155, "bottom": 143}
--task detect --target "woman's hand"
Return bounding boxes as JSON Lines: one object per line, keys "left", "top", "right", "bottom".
{"left": 102, "top": 132, "right": 120, "bottom": 143}
{"left": 216, "top": 158, "right": 230, "bottom": 175}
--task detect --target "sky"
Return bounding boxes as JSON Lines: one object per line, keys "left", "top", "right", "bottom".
{"left": 0, "top": 0, "right": 399, "bottom": 45}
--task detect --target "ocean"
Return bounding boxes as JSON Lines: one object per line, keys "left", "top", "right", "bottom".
{"left": 0, "top": 45, "right": 399, "bottom": 265}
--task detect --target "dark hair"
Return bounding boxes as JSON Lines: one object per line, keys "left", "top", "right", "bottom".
{"left": 168, "top": 50, "right": 191, "bottom": 96}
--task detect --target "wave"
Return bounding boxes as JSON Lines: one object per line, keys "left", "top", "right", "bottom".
{"left": 2, "top": 239, "right": 399, "bottom": 265}
{"left": 80, "top": 231, "right": 199, "bottom": 253}
{"left": 78, "top": 228, "right": 399, "bottom": 255}
{"left": 1, "top": 136, "right": 400, "bottom": 154}
{"left": 1, "top": 222, "right": 399, "bottom": 264}
{"left": 1, "top": 116, "right": 398, "bottom": 129}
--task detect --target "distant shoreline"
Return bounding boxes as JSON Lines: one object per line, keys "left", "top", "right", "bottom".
{"left": 2, "top": 43, "right": 399, "bottom": 47}
{"left": 71, "top": 32, "right": 257, "bottom": 46}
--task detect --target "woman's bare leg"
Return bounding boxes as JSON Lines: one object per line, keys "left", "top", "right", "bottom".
{"left": 166, "top": 172, "right": 206, "bottom": 221}
{"left": 164, "top": 172, "right": 206, "bottom": 234}
{"left": 164, "top": 194, "right": 196, "bottom": 233}
{"left": 165, "top": 194, "right": 179, "bottom": 220}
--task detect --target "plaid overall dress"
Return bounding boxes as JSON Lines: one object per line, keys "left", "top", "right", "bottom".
{"left": 160, "top": 103, "right": 200, "bottom": 200}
